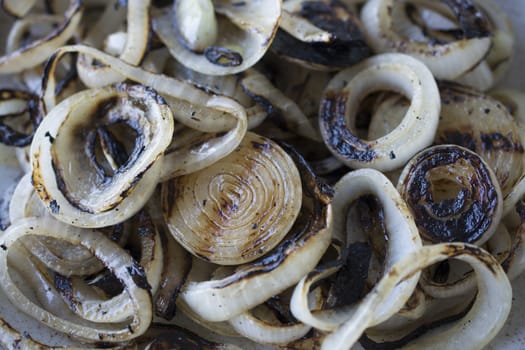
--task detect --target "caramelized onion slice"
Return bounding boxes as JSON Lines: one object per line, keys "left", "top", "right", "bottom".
{"left": 0, "top": 0, "right": 82, "bottom": 74}
{"left": 0, "top": 217, "right": 153, "bottom": 343}
{"left": 178, "top": 142, "right": 332, "bottom": 322}
{"left": 162, "top": 132, "right": 302, "bottom": 265}
{"left": 31, "top": 83, "right": 174, "bottom": 228}
{"left": 319, "top": 53, "right": 440, "bottom": 172}
{"left": 398, "top": 145, "right": 503, "bottom": 245}
{"left": 321, "top": 243, "right": 512, "bottom": 350}
{"left": 361, "top": 0, "right": 492, "bottom": 80}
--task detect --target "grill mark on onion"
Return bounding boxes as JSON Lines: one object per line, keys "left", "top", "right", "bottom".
{"left": 398, "top": 145, "right": 502, "bottom": 245}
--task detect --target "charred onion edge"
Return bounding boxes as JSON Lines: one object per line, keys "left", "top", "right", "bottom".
{"left": 319, "top": 52, "right": 440, "bottom": 172}
{"left": 397, "top": 144, "right": 503, "bottom": 245}
{"left": 0, "top": 89, "right": 40, "bottom": 147}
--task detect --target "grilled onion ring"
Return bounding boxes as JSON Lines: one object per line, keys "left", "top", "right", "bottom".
{"left": 397, "top": 144, "right": 503, "bottom": 245}
{"left": 319, "top": 53, "right": 440, "bottom": 172}
{"left": 162, "top": 132, "right": 302, "bottom": 266}
{"left": 0, "top": 89, "right": 40, "bottom": 147}
{"left": 178, "top": 141, "right": 332, "bottom": 322}
{"left": 0, "top": 216, "right": 153, "bottom": 343}
{"left": 361, "top": 0, "right": 492, "bottom": 80}
{"left": 31, "top": 83, "right": 174, "bottom": 228}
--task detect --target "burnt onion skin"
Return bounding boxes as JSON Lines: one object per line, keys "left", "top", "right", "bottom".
{"left": 0, "top": 89, "right": 40, "bottom": 147}
{"left": 272, "top": 0, "right": 370, "bottom": 69}
{"left": 397, "top": 144, "right": 502, "bottom": 245}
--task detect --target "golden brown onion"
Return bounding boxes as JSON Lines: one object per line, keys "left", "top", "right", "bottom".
{"left": 162, "top": 132, "right": 302, "bottom": 265}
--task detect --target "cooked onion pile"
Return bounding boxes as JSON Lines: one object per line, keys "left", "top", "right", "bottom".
{"left": 0, "top": 0, "right": 522, "bottom": 349}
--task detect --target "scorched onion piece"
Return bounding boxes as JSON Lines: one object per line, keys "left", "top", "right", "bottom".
{"left": 152, "top": 0, "right": 281, "bottom": 75}
{"left": 435, "top": 81, "right": 524, "bottom": 197}
{"left": 0, "top": 0, "right": 82, "bottom": 74}
{"left": 321, "top": 243, "right": 512, "bottom": 350}
{"left": 361, "top": 0, "right": 492, "bottom": 80}
{"left": 177, "top": 141, "right": 333, "bottom": 322}
{"left": 397, "top": 144, "right": 503, "bottom": 245}
{"left": 0, "top": 89, "right": 40, "bottom": 147}
{"left": 76, "top": 0, "right": 151, "bottom": 88}
{"left": 271, "top": 0, "right": 370, "bottom": 70}
{"left": 31, "top": 83, "right": 174, "bottom": 228}
{"left": 162, "top": 132, "right": 302, "bottom": 265}
{"left": 319, "top": 53, "right": 440, "bottom": 172}
{"left": 290, "top": 168, "right": 422, "bottom": 331}
{"left": 0, "top": 216, "right": 153, "bottom": 342}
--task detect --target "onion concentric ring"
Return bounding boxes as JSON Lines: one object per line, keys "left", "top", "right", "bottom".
{"left": 162, "top": 132, "right": 302, "bottom": 265}
{"left": 397, "top": 144, "right": 503, "bottom": 245}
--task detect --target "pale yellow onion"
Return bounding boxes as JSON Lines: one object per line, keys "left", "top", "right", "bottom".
{"left": 291, "top": 168, "right": 422, "bottom": 331}
{"left": 321, "top": 243, "right": 512, "bottom": 350}
{"left": 0, "top": 0, "right": 82, "bottom": 74}
{"left": 0, "top": 216, "right": 153, "bottom": 343}
{"left": 319, "top": 53, "right": 440, "bottom": 172}
{"left": 152, "top": 0, "right": 281, "bottom": 76}
{"left": 162, "top": 132, "right": 302, "bottom": 265}
{"left": 31, "top": 83, "right": 174, "bottom": 228}
{"left": 0, "top": 0, "right": 36, "bottom": 17}
{"left": 361, "top": 0, "right": 491, "bottom": 80}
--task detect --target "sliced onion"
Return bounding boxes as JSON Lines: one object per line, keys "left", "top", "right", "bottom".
{"left": 0, "top": 0, "right": 36, "bottom": 18}
{"left": 178, "top": 142, "right": 332, "bottom": 322}
{"left": 162, "top": 132, "right": 302, "bottom": 265}
{"left": 0, "top": 89, "right": 40, "bottom": 147}
{"left": 321, "top": 243, "right": 512, "bottom": 350}
{"left": 397, "top": 144, "right": 503, "bottom": 245}
{"left": 0, "top": 0, "right": 82, "bottom": 74}
{"left": 152, "top": 0, "right": 281, "bottom": 75}
{"left": 319, "top": 53, "right": 440, "bottom": 172}
{"left": 361, "top": 0, "right": 492, "bottom": 80}
{"left": 291, "top": 168, "right": 422, "bottom": 331}
{"left": 31, "top": 83, "right": 174, "bottom": 228}
{"left": 0, "top": 216, "right": 153, "bottom": 342}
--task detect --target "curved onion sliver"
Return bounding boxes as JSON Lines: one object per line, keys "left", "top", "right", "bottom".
{"left": 152, "top": 0, "right": 281, "bottom": 76}
{"left": 361, "top": 0, "right": 492, "bottom": 80}
{"left": 76, "top": 0, "right": 151, "bottom": 88}
{"left": 319, "top": 52, "right": 440, "bottom": 172}
{"left": 291, "top": 168, "right": 422, "bottom": 331}
{"left": 178, "top": 142, "right": 332, "bottom": 322}
{"left": 31, "top": 83, "right": 174, "bottom": 228}
{"left": 0, "top": 216, "right": 153, "bottom": 343}
{"left": 398, "top": 144, "right": 503, "bottom": 245}
{"left": 0, "top": 0, "right": 82, "bottom": 74}
{"left": 162, "top": 132, "right": 302, "bottom": 265}
{"left": 321, "top": 243, "right": 512, "bottom": 350}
